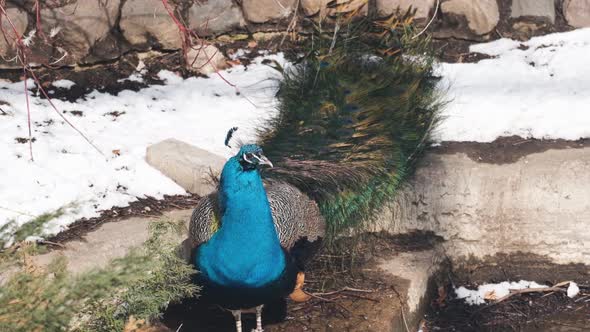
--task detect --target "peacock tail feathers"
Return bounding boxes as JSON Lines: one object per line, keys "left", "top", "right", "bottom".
{"left": 258, "top": 13, "right": 445, "bottom": 240}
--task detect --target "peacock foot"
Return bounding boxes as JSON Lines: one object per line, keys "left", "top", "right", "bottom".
{"left": 252, "top": 305, "right": 264, "bottom": 332}
{"left": 289, "top": 271, "right": 311, "bottom": 302}
{"left": 231, "top": 310, "right": 242, "bottom": 332}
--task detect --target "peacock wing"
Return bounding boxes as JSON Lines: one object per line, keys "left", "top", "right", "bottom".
{"left": 189, "top": 184, "right": 324, "bottom": 245}
{"left": 266, "top": 182, "right": 325, "bottom": 267}
{"left": 188, "top": 193, "right": 221, "bottom": 248}
{"left": 188, "top": 183, "right": 324, "bottom": 267}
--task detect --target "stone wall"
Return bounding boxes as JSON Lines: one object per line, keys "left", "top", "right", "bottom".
{"left": 1, "top": 0, "right": 589, "bottom": 68}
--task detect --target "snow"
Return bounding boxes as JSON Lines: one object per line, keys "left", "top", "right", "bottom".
{"left": 117, "top": 73, "right": 144, "bottom": 83}
{"left": 51, "top": 79, "right": 76, "bottom": 89}
{"left": 567, "top": 282, "right": 580, "bottom": 298}
{"left": 455, "top": 280, "right": 549, "bottom": 305}
{"left": 435, "top": 28, "right": 590, "bottom": 142}
{"left": 2, "top": 28, "right": 590, "bottom": 240}
{"left": 0, "top": 54, "right": 285, "bottom": 242}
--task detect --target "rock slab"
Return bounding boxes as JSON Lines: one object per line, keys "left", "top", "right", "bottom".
{"left": 301, "top": 0, "right": 329, "bottom": 16}
{"left": 146, "top": 139, "right": 225, "bottom": 196}
{"left": 0, "top": 7, "right": 27, "bottom": 68}
{"left": 242, "top": 0, "right": 297, "bottom": 23}
{"left": 511, "top": 0, "right": 555, "bottom": 23}
{"left": 376, "top": 0, "right": 436, "bottom": 20}
{"left": 441, "top": 0, "right": 500, "bottom": 35}
{"left": 120, "top": 0, "right": 182, "bottom": 50}
{"left": 40, "top": 0, "right": 121, "bottom": 64}
{"left": 564, "top": 0, "right": 590, "bottom": 27}
{"left": 189, "top": 0, "right": 246, "bottom": 36}
{"left": 186, "top": 44, "right": 228, "bottom": 75}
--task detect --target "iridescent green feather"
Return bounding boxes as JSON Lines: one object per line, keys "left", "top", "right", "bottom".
{"left": 259, "top": 14, "right": 445, "bottom": 240}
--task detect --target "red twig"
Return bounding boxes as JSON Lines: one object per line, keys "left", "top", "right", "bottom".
{"left": 0, "top": 4, "right": 24, "bottom": 51}
{"left": 0, "top": 3, "right": 34, "bottom": 160}
{"left": 160, "top": 0, "right": 190, "bottom": 63}
{"left": 34, "top": 0, "right": 45, "bottom": 38}
{"left": 22, "top": 68, "right": 34, "bottom": 161}
{"left": 28, "top": 69, "right": 105, "bottom": 157}
{"left": 0, "top": 2, "right": 104, "bottom": 160}
{"left": 160, "top": 0, "right": 243, "bottom": 92}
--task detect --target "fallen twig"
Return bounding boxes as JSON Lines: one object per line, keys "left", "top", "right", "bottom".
{"left": 494, "top": 281, "right": 572, "bottom": 303}
{"left": 38, "top": 240, "right": 65, "bottom": 248}
{"left": 391, "top": 285, "right": 411, "bottom": 332}
{"left": 313, "top": 286, "right": 375, "bottom": 296}
{"left": 306, "top": 291, "right": 334, "bottom": 303}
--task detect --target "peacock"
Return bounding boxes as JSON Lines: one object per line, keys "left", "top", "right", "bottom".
{"left": 188, "top": 11, "right": 443, "bottom": 332}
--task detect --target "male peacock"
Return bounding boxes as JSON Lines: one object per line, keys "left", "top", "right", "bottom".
{"left": 190, "top": 137, "right": 325, "bottom": 332}
{"left": 189, "top": 12, "right": 442, "bottom": 332}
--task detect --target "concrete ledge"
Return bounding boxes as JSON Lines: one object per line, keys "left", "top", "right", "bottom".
{"left": 379, "top": 246, "right": 448, "bottom": 330}
{"left": 32, "top": 209, "right": 192, "bottom": 275}
{"left": 373, "top": 147, "right": 590, "bottom": 266}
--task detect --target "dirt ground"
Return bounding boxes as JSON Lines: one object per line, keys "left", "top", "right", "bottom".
{"left": 425, "top": 286, "right": 590, "bottom": 331}
{"left": 160, "top": 233, "right": 590, "bottom": 332}
{"left": 434, "top": 136, "right": 589, "bottom": 165}
{"left": 162, "top": 271, "right": 402, "bottom": 332}
{"left": 425, "top": 252, "right": 590, "bottom": 332}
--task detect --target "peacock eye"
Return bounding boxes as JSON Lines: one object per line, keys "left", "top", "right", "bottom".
{"left": 243, "top": 152, "right": 255, "bottom": 164}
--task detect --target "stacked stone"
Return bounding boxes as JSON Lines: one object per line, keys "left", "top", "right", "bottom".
{"left": 0, "top": 0, "right": 589, "bottom": 69}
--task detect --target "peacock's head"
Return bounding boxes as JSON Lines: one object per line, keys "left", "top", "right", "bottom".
{"left": 236, "top": 144, "right": 273, "bottom": 171}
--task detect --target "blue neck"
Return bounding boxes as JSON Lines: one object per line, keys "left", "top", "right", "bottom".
{"left": 196, "top": 157, "right": 285, "bottom": 288}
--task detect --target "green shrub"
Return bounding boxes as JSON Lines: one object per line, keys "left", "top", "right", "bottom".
{"left": 0, "top": 219, "right": 199, "bottom": 332}
{"left": 0, "top": 208, "right": 66, "bottom": 248}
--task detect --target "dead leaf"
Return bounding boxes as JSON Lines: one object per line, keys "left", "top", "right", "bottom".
{"left": 226, "top": 59, "right": 242, "bottom": 67}
{"left": 124, "top": 316, "right": 173, "bottom": 332}
{"left": 435, "top": 286, "right": 447, "bottom": 306}
{"left": 484, "top": 290, "right": 497, "bottom": 300}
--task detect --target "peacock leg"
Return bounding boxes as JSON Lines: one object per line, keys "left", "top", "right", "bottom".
{"left": 251, "top": 305, "right": 264, "bottom": 332}
{"left": 231, "top": 310, "right": 242, "bottom": 332}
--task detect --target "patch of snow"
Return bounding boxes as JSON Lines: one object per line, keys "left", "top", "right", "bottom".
{"left": 117, "top": 73, "right": 144, "bottom": 83}
{"left": 0, "top": 54, "right": 285, "bottom": 241}
{"left": 24, "top": 235, "right": 44, "bottom": 243}
{"left": 455, "top": 280, "right": 548, "bottom": 305}
{"left": 157, "top": 70, "right": 183, "bottom": 85}
{"left": 435, "top": 28, "right": 590, "bottom": 142}
{"left": 52, "top": 79, "right": 76, "bottom": 89}
{"left": 567, "top": 282, "right": 580, "bottom": 298}
{"left": 229, "top": 49, "right": 249, "bottom": 60}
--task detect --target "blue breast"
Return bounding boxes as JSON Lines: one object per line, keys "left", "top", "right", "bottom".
{"left": 195, "top": 157, "right": 286, "bottom": 288}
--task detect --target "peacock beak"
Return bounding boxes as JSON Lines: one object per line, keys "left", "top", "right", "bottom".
{"left": 255, "top": 154, "right": 273, "bottom": 168}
